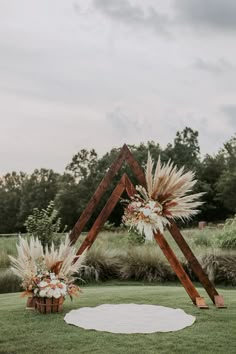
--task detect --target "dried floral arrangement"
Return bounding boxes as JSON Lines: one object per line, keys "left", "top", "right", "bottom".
{"left": 9, "top": 235, "right": 86, "bottom": 300}
{"left": 123, "top": 153, "right": 203, "bottom": 241}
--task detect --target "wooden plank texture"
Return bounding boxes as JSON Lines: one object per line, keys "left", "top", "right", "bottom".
{"left": 75, "top": 176, "right": 126, "bottom": 256}
{"left": 123, "top": 145, "right": 146, "bottom": 186}
{"left": 124, "top": 173, "right": 137, "bottom": 198}
{"left": 167, "top": 220, "right": 221, "bottom": 304}
{"left": 153, "top": 230, "right": 201, "bottom": 304}
{"left": 69, "top": 145, "right": 128, "bottom": 244}
{"left": 70, "top": 144, "right": 224, "bottom": 307}
{"left": 125, "top": 175, "right": 207, "bottom": 305}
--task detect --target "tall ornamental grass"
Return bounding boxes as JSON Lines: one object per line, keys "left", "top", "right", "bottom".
{"left": 119, "top": 246, "right": 176, "bottom": 282}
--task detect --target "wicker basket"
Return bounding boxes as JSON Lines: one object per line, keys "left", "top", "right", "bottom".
{"left": 36, "top": 296, "right": 64, "bottom": 314}
{"left": 26, "top": 296, "right": 37, "bottom": 310}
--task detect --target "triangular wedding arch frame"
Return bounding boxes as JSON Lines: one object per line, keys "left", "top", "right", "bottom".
{"left": 69, "top": 144, "right": 225, "bottom": 309}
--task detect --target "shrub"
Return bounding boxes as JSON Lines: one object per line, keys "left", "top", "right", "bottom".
{"left": 77, "top": 246, "right": 123, "bottom": 282}
{"left": 0, "top": 269, "right": 21, "bottom": 293}
{"left": 192, "top": 233, "right": 212, "bottom": 247}
{"left": 127, "top": 229, "right": 145, "bottom": 245}
{"left": 102, "top": 221, "right": 117, "bottom": 232}
{"left": 218, "top": 216, "right": 236, "bottom": 249}
{"left": 119, "top": 246, "right": 176, "bottom": 282}
{"left": 0, "top": 251, "right": 11, "bottom": 269}
{"left": 24, "top": 201, "right": 65, "bottom": 250}
{"left": 200, "top": 253, "right": 236, "bottom": 285}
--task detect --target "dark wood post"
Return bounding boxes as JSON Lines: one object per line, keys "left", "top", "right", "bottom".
{"left": 167, "top": 221, "right": 225, "bottom": 307}
{"left": 153, "top": 230, "right": 204, "bottom": 305}
{"left": 75, "top": 176, "right": 126, "bottom": 256}
{"left": 69, "top": 145, "right": 128, "bottom": 244}
{"left": 123, "top": 145, "right": 146, "bottom": 186}
{"left": 70, "top": 145, "right": 225, "bottom": 308}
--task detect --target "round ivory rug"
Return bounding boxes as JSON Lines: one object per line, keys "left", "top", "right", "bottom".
{"left": 64, "top": 304, "right": 196, "bottom": 334}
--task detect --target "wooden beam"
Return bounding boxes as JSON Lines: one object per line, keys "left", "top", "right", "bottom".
{"left": 124, "top": 171, "right": 209, "bottom": 307}
{"left": 124, "top": 173, "right": 137, "bottom": 198}
{"left": 167, "top": 220, "right": 224, "bottom": 305}
{"left": 75, "top": 176, "right": 126, "bottom": 256}
{"left": 69, "top": 144, "right": 223, "bottom": 308}
{"left": 153, "top": 230, "right": 205, "bottom": 306}
{"left": 123, "top": 144, "right": 146, "bottom": 186}
{"left": 69, "top": 145, "right": 128, "bottom": 244}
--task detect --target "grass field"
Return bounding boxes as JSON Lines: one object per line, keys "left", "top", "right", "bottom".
{"left": 0, "top": 284, "right": 235, "bottom": 354}
{"left": 1, "top": 228, "right": 236, "bottom": 293}
{"left": 0, "top": 227, "right": 225, "bottom": 267}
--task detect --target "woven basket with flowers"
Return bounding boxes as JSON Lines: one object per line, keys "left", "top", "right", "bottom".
{"left": 9, "top": 235, "right": 86, "bottom": 314}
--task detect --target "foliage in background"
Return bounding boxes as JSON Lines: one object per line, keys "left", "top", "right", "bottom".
{"left": 127, "top": 229, "right": 145, "bottom": 245}
{"left": 2, "top": 128, "right": 236, "bottom": 233}
{"left": 217, "top": 215, "right": 236, "bottom": 249}
{"left": 195, "top": 153, "right": 228, "bottom": 222}
{"left": 0, "top": 269, "right": 21, "bottom": 293}
{"left": 17, "top": 169, "right": 60, "bottom": 229}
{"left": 101, "top": 221, "right": 117, "bottom": 232}
{"left": 119, "top": 246, "right": 176, "bottom": 282}
{"left": 199, "top": 253, "right": 236, "bottom": 286}
{"left": 77, "top": 246, "right": 123, "bottom": 282}
{"left": 24, "top": 201, "right": 65, "bottom": 250}
{"left": 0, "top": 172, "right": 26, "bottom": 233}
{"left": 165, "top": 127, "right": 200, "bottom": 171}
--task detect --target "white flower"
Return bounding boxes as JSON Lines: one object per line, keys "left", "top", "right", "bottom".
{"left": 144, "top": 225, "right": 154, "bottom": 241}
{"left": 61, "top": 282, "right": 67, "bottom": 290}
{"left": 141, "top": 208, "right": 151, "bottom": 217}
{"left": 39, "top": 289, "right": 47, "bottom": 297}
{"left": 46, "top": 288, "right": 54, "bottom": 298}
{"left": 38, "top": 281, "right": 48, "bottom": 288}
{"left": 51, "top": 279, "right": 59, "bottom": 285}
{"left": 148, "top": 201, "right": 156, "bottom": 209}
{"left": 50, "top": 273, "right": 56, "bottom": 280}
{"left": 60, "top": 288, "right": 67, "bottom": 296}
{"left": 53, "top": 288, "right": 62, "bottom": 299}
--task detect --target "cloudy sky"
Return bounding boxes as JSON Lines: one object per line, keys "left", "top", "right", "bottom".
{"left": 1, "top": 0, "right": 236, "bottom": 174}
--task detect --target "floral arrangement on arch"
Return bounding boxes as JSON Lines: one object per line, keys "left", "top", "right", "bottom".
{"left": 9, "top": 235, "right": 86, "bottom": 300}
{"left": 123, "top": 153, "right": 203, "bottom": 241}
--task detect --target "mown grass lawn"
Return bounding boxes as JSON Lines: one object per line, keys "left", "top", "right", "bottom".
{"left": 0, "top": 284, "right": 235, "bottom": 354}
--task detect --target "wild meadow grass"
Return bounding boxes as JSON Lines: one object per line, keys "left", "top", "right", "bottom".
{"left": 0, "top": 227, "right": 223, "bottom": 261}
{"left": 0, "top": 285, "right": 235, "bottom": 354}
{"left": 0, "top": 269, "right": 21, "bottom": 293}
{"left": 1, "top": 228, "right": 236, "bottom": 293}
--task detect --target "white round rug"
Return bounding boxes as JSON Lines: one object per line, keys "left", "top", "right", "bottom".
{"left": 64, "top": 304, "right": 196, "bottom": 334}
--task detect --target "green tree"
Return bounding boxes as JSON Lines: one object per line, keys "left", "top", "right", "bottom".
{"left": 66, "top": 149, "right": 98, "bottom": 181}
{"left": 165, "top": 127, "right": 200, "bottom": 170}
{"left": 216, "top": 134, "right": 236, "bottom": 215}
{"left": 223, "top": 134, "right": 236, "bottom": 168}
{"left": 55, "top": 173, "right": 84, "bottom": 229}
{"left": 195, "top": 153, "right": 227, "bottom": 221}
{"left": 0, "top": 172, "right": 26, "bottom": 233}
{"left": 17, "top": 169, "right": 60, "bottom": 230}
{"left": 216, "top": 169, "right": 236, "bottom": 213}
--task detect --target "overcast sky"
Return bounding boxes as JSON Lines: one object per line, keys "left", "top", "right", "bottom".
{"left": 0, "top": 0, "right": 236, "bottom": 174}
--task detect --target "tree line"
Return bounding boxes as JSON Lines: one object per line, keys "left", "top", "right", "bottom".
{"left": 1, "top": 127, "right": 236, "bottom": 234}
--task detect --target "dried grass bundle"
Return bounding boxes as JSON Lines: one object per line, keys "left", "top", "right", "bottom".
{"left": 123, "top": 153, "right": 203, "bottom": 239}
{"left": 9, "top": 235, "right": 86, "bottom": 298}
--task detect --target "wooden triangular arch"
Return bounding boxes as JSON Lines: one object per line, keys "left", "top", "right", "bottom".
{"left": 69, "top": 144, "right": 225, "bottom": 308}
